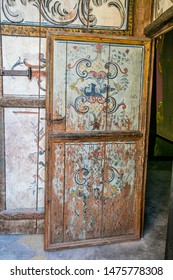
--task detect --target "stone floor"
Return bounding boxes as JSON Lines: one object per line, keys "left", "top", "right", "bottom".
{"left": 0, "top": 161, "right": 172, "bottom": 260}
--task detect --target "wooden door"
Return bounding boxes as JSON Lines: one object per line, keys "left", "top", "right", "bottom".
{"left": 45, "top": 32, "right": 151, "bottom": 250}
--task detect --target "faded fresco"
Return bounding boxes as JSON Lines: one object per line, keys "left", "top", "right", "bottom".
{"left": 1, "top": 0, "right": 131, "bottom": 30}
{"left": 51, "top": 142, "right": 136, "bottom": 242}
{"left": 5, "top": 108, "right": 45, "bottom": 210}
{"left": 53, "top": 40, "right": 144, "bottom": 132}
{"left": 2, "top": 36, "right": 46, "bottom": 96}
{"left": 153, "top": 0, "right": 173, "bottom": 20}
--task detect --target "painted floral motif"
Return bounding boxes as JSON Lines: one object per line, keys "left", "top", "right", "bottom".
{"left": 104, "top": 142, "right": 135, "bottom": 200}
{"left": 55, "top": 142, "right": 135, "bottom": 214}
{"left": 66, "top": 42, "right": 130, "bottom": 131}
{"left": 2, "top": 0, "right": 129, "bottom": 30}
{"left": 5, "top": 108, "right": 45, "bottom": 210}
{"left": 53, "top": 40, "right": 144, "bottom": 132}
{"left": 52, "top": 141, "right": 136, "bottom": 240}
{"left": 29, "top": 121, "right": 46, "bottom": 194}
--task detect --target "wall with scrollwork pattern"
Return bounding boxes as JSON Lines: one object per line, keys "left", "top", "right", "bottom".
{"left": 0, "top": 1, "right": 134, "bottom": 212}
{"left": 1, "top": 0, "right": 131, "bottom": 30}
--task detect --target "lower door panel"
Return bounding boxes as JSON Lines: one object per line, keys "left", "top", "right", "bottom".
{"left": 46, "top": 140, "right": 141, "bottom": 249}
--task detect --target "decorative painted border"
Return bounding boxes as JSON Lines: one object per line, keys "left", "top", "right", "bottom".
{"left": 1, "top": 0, "right": 135, "bottom": 36}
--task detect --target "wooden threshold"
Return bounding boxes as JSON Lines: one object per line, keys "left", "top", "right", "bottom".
{"left": 46, "top": 234, "right": 140, "bottom": 251}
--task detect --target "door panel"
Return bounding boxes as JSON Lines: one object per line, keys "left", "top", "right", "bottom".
{"left": 107, "top": 45, "right": 144, "bottom": 131}
{"left": 52, "top": 40, "right": 145, "bottom": 133}
{"left": 49, "top": 140, "right": 137, "bottom": 243}
{"left": 64, "top": 142, "right": 105, "bottom": 241}
{"left": 50, "top": 142, "right": 65, "bottom": 244}
{"left": 103, "top": 142, "right": 136, "bottom": 237}
{"left": 66, "top": 41, "right": 109, "bottom": 132}
{"left": 45, "top": 32, "right": 151, "bottom": 250}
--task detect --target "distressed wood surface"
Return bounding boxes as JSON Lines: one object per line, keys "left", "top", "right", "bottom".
{"left": 64, "top": 143, "right": 104, "bottom": 242}
{"left": 133, "top": 0, "right": 153, "bottom": 37}
{"left": 50, "top": 142, "right": 65, "bottom": 244}
{"left": 47, "top": 234, "right": 139, "bottom": 251}
{"left": 102, "top": 143, "right": 137, "bottom": 237}
{"left": 48, "top": 140, "right": 142, "bottom": 247}
{"left": 50, "top": 131, "right": 143, "bottom": 142}
{"left": 45, "top": 32, "right": 152, "bottom": 250}
{"left": 144, "top": 6, "right": 173, "bottom": 38}
{"left": 48, "top": 33, "right": 150, "bottom": 134}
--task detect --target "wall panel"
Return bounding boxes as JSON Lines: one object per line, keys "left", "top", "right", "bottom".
{"left": 1, "top": 0, "right": 134, "bottom": 34}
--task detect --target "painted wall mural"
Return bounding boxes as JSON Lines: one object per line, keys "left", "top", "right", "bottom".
{"left": 1, "top": 0, "right": 131, "bottom": 31}
{"left": 153, "top": 0, "right": 173, "bottom": 20}
{"left": 5, "top": 108, "right": 45, "bottom": 210}
{"left": 53, "top": 40, "right": 144, "bottom": 132}
{"left": 2, "top": 36, "right": 46, "bottom": 96}
{"left": 51, "top": 141, "right": 136, "bottom": 242}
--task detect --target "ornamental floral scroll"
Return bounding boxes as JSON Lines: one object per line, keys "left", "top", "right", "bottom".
{"left": 2, "top": 0, "right": 130, "bottom": 30}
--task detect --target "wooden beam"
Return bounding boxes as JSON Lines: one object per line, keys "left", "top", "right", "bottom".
{"left": 0, "top": 96, "right": 45, "bottom": 108}
{"left": 133, "top": 0, "right": 153, "bottom": 37}
{"left": 50, "top": 131, "right": 143, "bottom": 142}
{"left": 144, "top": 6, "right": 173, "bottom": 38}
{"left": 46, "top": 234, "right": 139, "bottom": 251}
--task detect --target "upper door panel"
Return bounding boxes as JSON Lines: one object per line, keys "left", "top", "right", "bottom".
{"left": 50, "top": 35, "right": 147, "bottom": 133}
